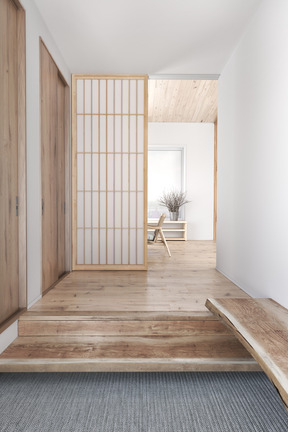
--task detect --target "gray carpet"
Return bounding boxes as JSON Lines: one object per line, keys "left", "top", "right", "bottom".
{"left": 0, "top": 372, "right": 287, "bottom": 432}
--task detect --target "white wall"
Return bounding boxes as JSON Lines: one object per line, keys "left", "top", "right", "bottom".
{"left": 217, "top": 0, "right": 288, "bottom": 308}
{"left": 22, "top": 0, "right": 71, "bottom": 306}
{"left": 149, "top": 123, "right": 214, "bottom": 240}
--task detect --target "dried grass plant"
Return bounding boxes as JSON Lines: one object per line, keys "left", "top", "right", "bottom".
{"left": 158, "top": 190, "right": 190, "bottom": 212}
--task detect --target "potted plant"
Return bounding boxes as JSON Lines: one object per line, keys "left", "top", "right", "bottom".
{"left": 158, "top": 190, "right": 190, "bottom": 221}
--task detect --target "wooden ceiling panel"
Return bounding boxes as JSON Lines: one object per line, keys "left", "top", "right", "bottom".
{"left": 148, "top": 80, "right": 218, "bottom": 123}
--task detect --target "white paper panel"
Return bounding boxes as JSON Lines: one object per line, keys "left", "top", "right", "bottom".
{"left": 122, "top": 154, "right": 128, "bottom": 191}
{"left": 107, "top": 80, "right": 114, "bottom": 114}
{"left": 84, "top": 116, "right": 91, "bottom": 152}
{"left": 100, "top": 80, "right": 106, "bottom": 114}
{"left": 85, "top": 229, "right": 91, "bottom": 264}
{"left": 129, "top": 229, "right": 136, "bottom": 264}
{"left": 115, "top": 116, "right": 121, "bottom": 152}
{"left": 92, "top": 80, "right": 99, "bottom": 114}
{"left": 77, "top": 154, "right": 84, "bottom": 190}
{"left": 122, "top": 115, "right": 128, "bottom": 152}
{"left": 137, "top": 192, "right": 143, "bottom": 228}
{"left": 77, "top": 116, "right": 84, "bottom": 152}
{"left": 129, "top": 115, "right": 136, "bottom": 153}
{"left": 100, "top": 115, "right": 106, "bottom": 152}
{"left": 137, "top": 80, "right": 144, "bottom": 115}
{"left": 99, "top": 154, "right": 106, "bottom": 190}
{"left": 122, "top": 80, "right": 129, "bottom": 114}
{"left": 84, "top": 154, "right": 91, "bottom": 190}
{"left": 137, "top": 116, "right": 144, "bottom": 153}
{"left": 114, "top": 154, "right": 121, "bottom": 190}
{"left": 92, "top": 192, "right": 99, "bottom": 227}
{"left": 107, "top": 229, "right": 114, "bottom": 264}
{"left": 137, "top": 155, "right": 143, "bottom": 191}
{"left": 107, "top": 154, "right": 114, "bottom": 191}
{"left": 107, "top": 116, "right": 114, "bottom": 153}
{"left": 130, "top": 154, "right": 136, "bottom": 190}
{"left": 77, "top": 229, "right": 84, "bottom": 264}
{"left": 130, "top": 192, "right": 136, "bottom": 228}
{"left": 92, "top": 116, "right": 99, "bottom": 152}
{"left": 85, "top": 191, "right": 91, "bottom": 228}
{"left": 115, "top": 192, "right": 121, "bottom": 227}
{"left": 115, "top": 80, "right": 121, "bottom": 114}
{"left": 100, "top": 192, "right": 106, "bottom": 228}
{"left": 107, "top": 192, "right": 114, "bottom": 228}
{"left": 92, "top": 229, "right": 99, "bottom": 264}
{"left": 122, "top": 229, "right": 129, "bottom": 264}
{"left": 99, "top": 229, "right": 106, "bottom": 264}
{"left": 76, "top": 80, "right": 83, "bottom": 114}
{"left": 122, "top": 192, "right": 128, "bottom": 228}
{"left": 84, "top": 80, "right": 91, "bottom": 114}
{"left": 77, "top": 192, "right": 84, "bottom": 228}
{"left": 114, "top": 229, "right": 121, "bottom": 264}
{"left": 92, "top": 154, "right": 99, "bottom": 191}
{"left": 129, "top": 80, "right": 136, "bottom": 114}
{"left": 137, "top": 229, "right": 144, "bottom": 264}
{"left": 76, "top": 77, "right": 145, "bottom": 268}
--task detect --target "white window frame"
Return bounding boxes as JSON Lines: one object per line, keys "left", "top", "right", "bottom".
{"left": 148, "top": 145, "right": 186, "bottom": 219}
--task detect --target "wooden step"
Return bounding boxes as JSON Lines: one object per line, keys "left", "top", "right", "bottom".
{"left": 0, "top": 358, "right": 259, "bottom": 373}
{"left": 0, "top": 334, "right": 259, "bottom": 372}
{"left": 0, "top": 310, "right": 261, "bottom": 372}
{"left": 18, "top": 313, "right": 231, "bottom": 337}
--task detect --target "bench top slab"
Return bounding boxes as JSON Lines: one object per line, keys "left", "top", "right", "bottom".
{"left": 205, "top": 297, "right": 288, "bottom": 409}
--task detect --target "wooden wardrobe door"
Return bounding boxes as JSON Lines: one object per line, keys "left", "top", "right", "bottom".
{"left": 57, "top": 75, "right": 66, "bottom": 278}
{"left": 0, "top": 0, "right": 19, "bottom": 323}
{"left": 41, "top": 43, "right": 59, "bottom": 293}
{"left": 41, "top": 41, "right": 67, "bottom": 293}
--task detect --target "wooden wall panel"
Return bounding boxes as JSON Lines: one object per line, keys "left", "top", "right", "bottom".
{"left": 0, "top": 0, "right": 26, "bottom": 327}
{"left": 72, "top": 75, "right": 148, "bottom": 270}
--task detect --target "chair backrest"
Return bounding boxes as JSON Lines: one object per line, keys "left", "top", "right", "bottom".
{"left": 152, "top": 213, "right": 166, "bottom": 241}
{"left": 158, "top": 213, "right": 166, "bottom": 228}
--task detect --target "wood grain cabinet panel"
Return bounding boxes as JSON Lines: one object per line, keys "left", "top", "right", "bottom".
{"left": 0, "top": 0, "right": 26, "bottom": 327}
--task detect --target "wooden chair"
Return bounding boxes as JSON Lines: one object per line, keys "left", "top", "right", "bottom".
{"left": 147, "top": 214, "right": 171, "bottom": 257}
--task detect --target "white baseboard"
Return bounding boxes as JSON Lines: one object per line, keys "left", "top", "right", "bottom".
{"left": 28, "top": 294, "right": 42, "bottom": 309}
{"left": 0, "top": 321, "right": 18, "bottom": 354}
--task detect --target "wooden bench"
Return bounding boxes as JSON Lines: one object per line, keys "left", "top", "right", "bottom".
{"left": 205, "top": 298, "right": 288, "bottom": 409}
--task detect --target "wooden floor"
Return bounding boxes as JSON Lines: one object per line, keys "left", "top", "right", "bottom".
{"left": 0, "top": 241, "right": 260, "bottom": 372}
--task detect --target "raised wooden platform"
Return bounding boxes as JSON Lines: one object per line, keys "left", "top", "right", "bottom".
{"left": 206, "top": 298, "right": 288, "bottom": 409}
{"left": 0, "top": 242, "right": 259, "bottom": 372}
{"left": 0, "top": 310, "right": 258, "bottom": 372}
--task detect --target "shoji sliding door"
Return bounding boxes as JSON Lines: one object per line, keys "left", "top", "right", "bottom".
{"left": 72, "top": 75, "right": 148, "bottom": 270}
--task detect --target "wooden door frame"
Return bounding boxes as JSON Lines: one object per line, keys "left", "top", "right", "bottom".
{"left": 40, "top": 38, "right": 71, "bottom": 294}
{"left": 0, "top": 0, "right": 27, "bottom": 333}
{"left": 214, "top": 119, "right": 217, "bottom": 241}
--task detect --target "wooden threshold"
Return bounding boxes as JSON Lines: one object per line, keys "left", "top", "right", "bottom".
{"left": 206, "top": 297, "right": 288, "bottom": 409}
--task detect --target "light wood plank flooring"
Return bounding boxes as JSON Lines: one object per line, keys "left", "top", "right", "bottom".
{"left": 29, "top": 241, "right": 249, "bottom": 313}
{"left": 0, "top": 241, "right": 260, "bottom": 372}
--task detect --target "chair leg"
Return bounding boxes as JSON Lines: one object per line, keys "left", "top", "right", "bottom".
{"left": 159, "top": 228, "right": 171, "bottom": 257}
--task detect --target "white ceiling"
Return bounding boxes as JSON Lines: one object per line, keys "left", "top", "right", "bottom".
{"left": 33, "top": 0, "right": 263, "bottom": 75}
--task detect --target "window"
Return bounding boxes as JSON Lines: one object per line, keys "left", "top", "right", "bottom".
{"left": 148, "top": 147, "right": 184, "bottom": 219}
